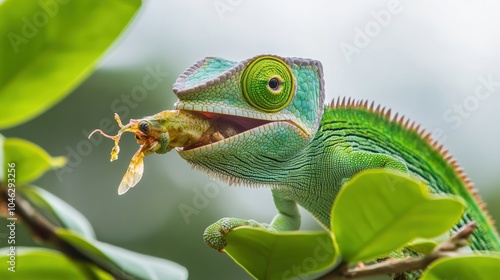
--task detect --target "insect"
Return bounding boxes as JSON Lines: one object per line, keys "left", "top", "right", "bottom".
{"left": 89, "top": 110, "right": 242, "bottom": 194}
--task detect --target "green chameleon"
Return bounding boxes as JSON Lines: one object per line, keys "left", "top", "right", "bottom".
{"left": 93, "top": 55, "right": 499, "bottom": 270}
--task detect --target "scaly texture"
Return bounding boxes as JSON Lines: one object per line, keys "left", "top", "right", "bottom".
{"left": 109, "top": 55, "right": 500, "bottom": 263}
{"left": 319, "top": 97, "right": 498, "bottom": 251}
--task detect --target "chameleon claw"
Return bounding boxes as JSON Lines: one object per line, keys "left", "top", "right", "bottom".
{"left": 203, "top": 218, "right": 230, "bottom": 251}
{"left": 203, "top": 218, "right": 273, "bottom": 252}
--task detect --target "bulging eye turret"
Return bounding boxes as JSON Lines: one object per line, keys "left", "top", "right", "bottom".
{"left": 241, "top": 56, "right": 295, "bottom": 112}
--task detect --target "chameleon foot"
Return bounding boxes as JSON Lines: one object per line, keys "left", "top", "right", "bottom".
{"left": 203, "top": 217, "right": 274, "bottom": 251}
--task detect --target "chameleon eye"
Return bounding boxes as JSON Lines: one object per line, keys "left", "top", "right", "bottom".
{"left": 241, "top": 56, "right": 295, "bottom": 112}
{"left": 138, "top": 121, "right": 150, "bottom": 134}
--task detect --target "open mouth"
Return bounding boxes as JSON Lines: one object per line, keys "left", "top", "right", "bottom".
{"left": 179, "top": 110, "right": 274, "bottom": 151}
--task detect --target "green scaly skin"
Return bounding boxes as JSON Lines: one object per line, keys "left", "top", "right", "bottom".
{"left": 154, "top": 55, "right": 500, "bottom": 256}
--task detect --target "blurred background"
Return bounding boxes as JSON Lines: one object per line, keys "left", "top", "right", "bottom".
{"left": 3, "top": 0, "right": 500, "bottom": 279}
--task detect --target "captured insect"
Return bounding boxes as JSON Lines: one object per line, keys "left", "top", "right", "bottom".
{"left": 89, "top": 110, "right": 242, "bottom": 194}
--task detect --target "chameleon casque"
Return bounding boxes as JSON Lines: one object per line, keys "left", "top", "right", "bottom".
{"left": 92, "top": 55, "right": 499, "bottom": 275}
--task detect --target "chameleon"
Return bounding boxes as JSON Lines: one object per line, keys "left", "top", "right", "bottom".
{"left": 91, "top": 54, "right": 500, "bottom": 271}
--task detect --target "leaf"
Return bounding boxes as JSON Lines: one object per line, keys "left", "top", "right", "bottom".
{"left": 406, "top": 239, "right": 438, "bottom": 255}
{"left": 0, "top": 134, "right": 4, "bottom": 182}
{"left": 2, "top": 137, "right": 66, "bottom": 184}
{"left": 21, "top": 186, "right": 95, "bottom": 239}
{"left": 225, "top": 228, "right": 337, "bottom": 280}
{"left": 0, "top": 0, "right": 141, "bottom": 129}
{"left": 0, "top": 247, "right": 112, "bottom": 280}
{"left": 331, "top": 169, "right": 465, "bottom": 263}
{"left": 56, "top": 229, "right": 189, "bottom": 280}
{"left": 420, "top": 255, "right": 500, "bottom": 280}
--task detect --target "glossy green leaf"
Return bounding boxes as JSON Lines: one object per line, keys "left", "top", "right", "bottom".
{"left": 406, "top": 239, "right": 438, "bottom": 255}
{"left": 21, "top": 186, "right": 95, "bottom": 239}
{"left": 420, "top": 255, "right": 500, "bottom": 280}
{"left": 0, "top": 0, "right": 141, "bottom": 129}
{"left": 331, "top": 169, "right": 465, "bottom": 262}
{"left": 0, "top": 134, "right": 4, "bottom": 182}
{"left": 2, "top": 137, "right": 66, "bottom": 184}
{"left": 56, "top": 229, "right": 110, "bottom": 262}
{"left": 0, "top": 247, "right": 112, "bottom": 279}
{"left": 225, "top": 227, "right": 337, "bottom": 280}
{"left": 56, "top": 229, "right": 189, "bottom": 280}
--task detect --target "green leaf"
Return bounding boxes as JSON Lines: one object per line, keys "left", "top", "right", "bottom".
{"left": 0, "top": 0, "right": 141, "bottom": 129}
{"left": 331, "top": 169, "right": 465, "bottom": 263}
{"left": 0, "top": 134, "right": 4, "bottom": 182}
{"left": 420, "top": 255, "right": 500, "bottom": 280}
{"left": 406, "top": 239, "right": 438, "bottom": 255}
{"left": 56, "top": 229, "right": 189, "bottom": 280}
{"left": 0, "top": 247, "right": 112, "bottom": 280}
{"left": 225, "top": 228, "right": 337, "bottom": 280}
{"left": 56, "top": 229, "right": 110, "bottom": 262}
{"left": 2, "top": 137, "right": 66, "bottom": 184}
{"left": 21, "top": 186, "right": 95, "bottom": 239}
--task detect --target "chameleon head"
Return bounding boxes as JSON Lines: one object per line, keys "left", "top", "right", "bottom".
{"left": 172, "top": 55, "right": 325, "bottom": 186}
{"left": 91, "top": 55, "right": 325, "bottom": 192}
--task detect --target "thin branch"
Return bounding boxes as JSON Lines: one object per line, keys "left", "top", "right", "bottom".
{"left": 320, "top": 222, "right": 477, "bottom": 279}
{"left": 0, "top": 186, "right": 136, "bottom": 280}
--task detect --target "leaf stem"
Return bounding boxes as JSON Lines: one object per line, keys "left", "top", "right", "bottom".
{"left": 320, "top": 222, "right": 476, "bottom": 279}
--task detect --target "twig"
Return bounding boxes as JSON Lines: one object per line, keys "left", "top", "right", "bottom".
{"left": 320, "top": 222, "right": 477, "bottom": 279}
{"left": 0, "top": 186, "right": 136, "bottom": 280}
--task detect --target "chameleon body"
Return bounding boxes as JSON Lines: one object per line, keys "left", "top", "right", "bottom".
{"left": 172, "top": 55, "right": 500, "bottom": 253}
{"left": 99, "top": 55, "right": 500, "bottom": 263}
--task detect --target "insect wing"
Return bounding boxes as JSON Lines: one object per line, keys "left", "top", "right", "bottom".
{"left": 117, "top": 151, "right": 145, "bottom": 195}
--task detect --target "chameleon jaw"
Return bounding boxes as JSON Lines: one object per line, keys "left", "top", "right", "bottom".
{"left": 175, "top": 103, "right": 310, "bottom": 137}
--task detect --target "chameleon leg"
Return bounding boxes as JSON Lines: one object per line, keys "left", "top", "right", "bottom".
{"left": 345, "top": 151, "right": 427, "bottom": 279}
{"left": 269, "top": 190, "right": 301, "bottom": 231}
{"left": 203, "top": 218, "right": 267, "bottom": 251}
{"left": 204, "top": 151, "right": 407, "bottom": 251}
{"left": 347, "top": 151, "right": 408, "bottom": 174}
{"left": 203, "top": 189, "right": 300, "bottom": 251}
{"left": 339, "top": 151, "right": 409, "bottom": 191}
